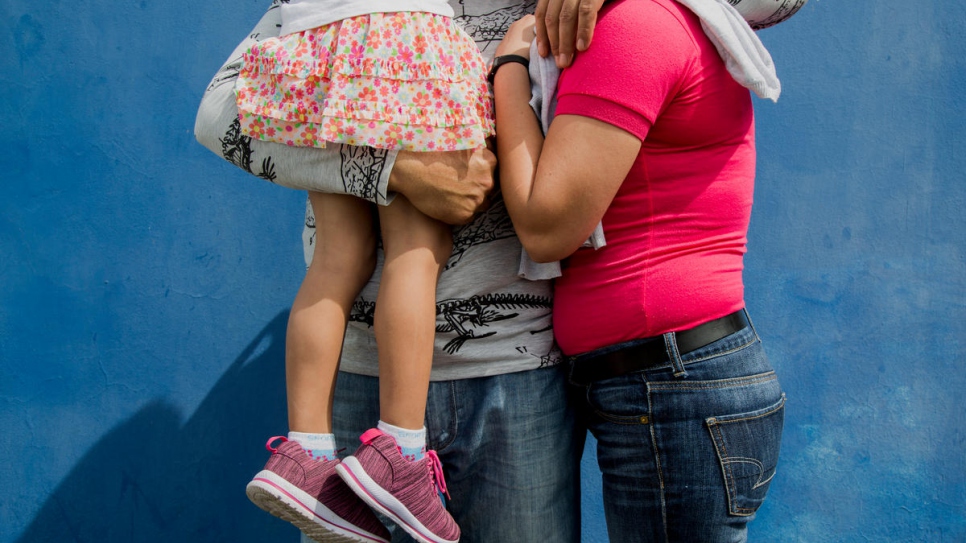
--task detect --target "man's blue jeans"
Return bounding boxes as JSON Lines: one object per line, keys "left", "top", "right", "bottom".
{"left": 570, "top": 318, "right": 785, "bottom": 543}
{"left": 313, "top": 365, "right": 582, "bottom": 543}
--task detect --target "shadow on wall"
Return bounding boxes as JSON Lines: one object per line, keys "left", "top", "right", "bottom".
{"left": 16, "top": 312, "right": 299, "bottom": 543}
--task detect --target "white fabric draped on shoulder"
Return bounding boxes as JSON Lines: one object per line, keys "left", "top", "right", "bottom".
{"left": 675, "top": 0, "right": 794, "bottom": 102}
{"left": 279, "top": 0, "right": 456, "bottom": 35}
{"left": 728, "top": 0, "right": 809, "bottom": 30}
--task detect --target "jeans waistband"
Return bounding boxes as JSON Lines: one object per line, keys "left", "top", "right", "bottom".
{"left": 567, "top": 310, "right": 750, "bottom": 385}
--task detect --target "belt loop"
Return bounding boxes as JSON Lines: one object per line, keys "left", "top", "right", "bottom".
{"left": 663, "top": 332, "right": 688, "bottom": 379}
{"left": 742, "top": 308, "right": 758, "bottom": 340}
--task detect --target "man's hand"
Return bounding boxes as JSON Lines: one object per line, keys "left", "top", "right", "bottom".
{"left": 534, "top": 0, "right": 606, "bottom": 68}
{"left": 387, "top": 147, "right": 497, "bottom": 225}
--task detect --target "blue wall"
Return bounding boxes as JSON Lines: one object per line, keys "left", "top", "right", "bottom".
{"left": 1, "top": 1, "right": 963, "bottom": 542}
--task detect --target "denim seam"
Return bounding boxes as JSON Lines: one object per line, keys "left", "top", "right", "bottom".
{"left": 585, "top": 375, "right": 651, "bottom": 425}
{"left": 647, "top": 386, "right": 671, "bottom": 543}
{"left": 708, "top": 422, "right": 747, "bottom": 514}
{"left": 706, "top": 393, "right": 786, "bottom": 425}
{"left": 432, "top": 380, "right": 461, "bottom": 452}
{"left": 583, "top": 372, "right": 777, "bottom": 423}
{"left": 591, "top": 412, "right": 650, "bottom": 425}
{"left": 647, "top": 371, "right": 776, "bottom": 392}
{"left": 680, "top": 335, "right": 758, "bottom": 366}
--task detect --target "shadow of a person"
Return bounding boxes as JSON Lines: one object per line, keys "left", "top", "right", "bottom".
{"left": 15, "top": 311, "right": 300, "bottom": 543}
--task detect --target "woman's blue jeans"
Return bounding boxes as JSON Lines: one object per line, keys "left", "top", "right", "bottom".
{"left": 569, "top": 317, "right": 785, "bottom": 543}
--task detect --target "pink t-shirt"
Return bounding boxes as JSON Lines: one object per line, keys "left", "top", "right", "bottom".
{"left": 551, "top": 0, "right": 756, "bottom": 356}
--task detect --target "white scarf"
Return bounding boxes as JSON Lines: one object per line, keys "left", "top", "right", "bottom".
{"left": 675, "top": 0, "right": 784, "bottom": 102}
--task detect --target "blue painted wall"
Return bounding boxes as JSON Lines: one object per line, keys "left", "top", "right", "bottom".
{"left": 1, "top": 1, "right": 963, "bottom": 542}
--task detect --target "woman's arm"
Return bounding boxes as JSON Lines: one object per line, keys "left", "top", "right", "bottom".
{"left": 493, "top": 16, "right": 640, "bottom": 262}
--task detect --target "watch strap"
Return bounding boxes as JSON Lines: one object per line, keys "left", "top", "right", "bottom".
{"left": 487, "top": 54, "right": 530, "bottom": 85}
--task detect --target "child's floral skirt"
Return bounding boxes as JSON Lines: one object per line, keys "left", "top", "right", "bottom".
{"left": 235, "top": 12, "right": 494, "bottom": 152}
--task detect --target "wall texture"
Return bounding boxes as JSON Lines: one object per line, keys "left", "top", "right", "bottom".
{"left": 2, "top": 1, "right": 963, "bottom": 542}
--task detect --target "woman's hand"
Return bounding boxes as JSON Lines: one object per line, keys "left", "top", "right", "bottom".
{"left": 534, "top": 0, "right": 606, "bottom": 68}
{"left": 495, "top": 14, "right": 537, "bottom": 59}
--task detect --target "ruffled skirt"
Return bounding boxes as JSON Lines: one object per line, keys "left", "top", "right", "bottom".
{"left": 235, "top": 12, "right": 494, "bottom": 151}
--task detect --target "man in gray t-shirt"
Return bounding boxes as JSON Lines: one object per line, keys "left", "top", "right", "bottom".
{"left": 194, "top": 1, "right": 581, "bottom": 541}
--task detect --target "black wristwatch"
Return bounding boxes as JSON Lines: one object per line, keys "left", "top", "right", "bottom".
{"left": 487, "top": 54, "right": 530, "bottom": 85}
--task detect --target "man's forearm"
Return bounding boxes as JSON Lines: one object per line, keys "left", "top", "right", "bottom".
{"left": 387, "top": 148, "right": 496, "bottom": 225}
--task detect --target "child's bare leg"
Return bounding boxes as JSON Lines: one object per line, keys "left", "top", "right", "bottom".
{"left": 286, "top": 191, "right": 375, "bottom": 434}
{"left": 375, "top": 195, "right": 453, "bottom": 431}
{"left": 247, "top": 196, "right": 392, "bottom": 543}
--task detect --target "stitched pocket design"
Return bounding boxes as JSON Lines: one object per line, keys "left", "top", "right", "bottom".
{"left": 706, "top": 393, "right": 786, "bottom": 516}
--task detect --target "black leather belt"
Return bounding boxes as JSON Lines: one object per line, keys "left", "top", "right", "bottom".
{"left": 568, "top": 310, "right": 750, "bottom": 384}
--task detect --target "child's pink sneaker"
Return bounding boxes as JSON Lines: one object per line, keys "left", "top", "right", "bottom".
{"left": 246, "top": 436, "right": 391, "bottom": 543}
{"left": 336, "top": 429, "right": 460, "bottom": 543}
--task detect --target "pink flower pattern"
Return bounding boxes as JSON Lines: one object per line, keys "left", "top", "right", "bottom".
{"left": 235, "top": 12, "right": 493, "bottom": 151}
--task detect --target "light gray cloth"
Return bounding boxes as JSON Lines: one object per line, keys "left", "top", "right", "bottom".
{"left": 728, "top": 0, "right": 808, "bottom": 31}
{"left": 675, "top": 0, "right": 784, "bottom": 102}
{"left": 280, "top": 0, "right": 455, "bottom": 35}
{"left": 518, "top": 40, "right": 606, "bottom": 281}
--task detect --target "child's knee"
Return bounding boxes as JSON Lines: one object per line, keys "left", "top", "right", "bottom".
{"left": 310, "top": 235, "right": 376, "bottom": 282}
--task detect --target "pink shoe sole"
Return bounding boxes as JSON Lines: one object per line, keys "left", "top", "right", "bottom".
{"left": 247, "top": 469, "right": 389, "bottom": 543}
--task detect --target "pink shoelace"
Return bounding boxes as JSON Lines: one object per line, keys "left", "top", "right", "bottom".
{"left": 359, "top": 428, "right": 451, "bottom": 499}
{"left": 425, "top": 450, "right": 451, "bottom": 499}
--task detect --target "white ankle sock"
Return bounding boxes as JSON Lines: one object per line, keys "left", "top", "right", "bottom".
{"left": 377, "top": 421, "right": 426, "bottom": 461}
{"left": 288, "top": 431, "right": 337, "bottom": 461}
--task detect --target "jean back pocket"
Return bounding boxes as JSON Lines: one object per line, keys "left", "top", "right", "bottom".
{"left": 706, "top": 393, "right": 786, "bottom": 516}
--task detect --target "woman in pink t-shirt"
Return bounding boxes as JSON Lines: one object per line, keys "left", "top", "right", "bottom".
{"left": 493, "top": 1, "right": 787, "bottom": 541}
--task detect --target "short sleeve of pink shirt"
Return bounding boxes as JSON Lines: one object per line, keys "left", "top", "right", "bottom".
{"left": 551, "top": 0, "right": 756, "bottom": 356}
{"left": 554, "top": 0, "right": 698, "bottom": 140}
